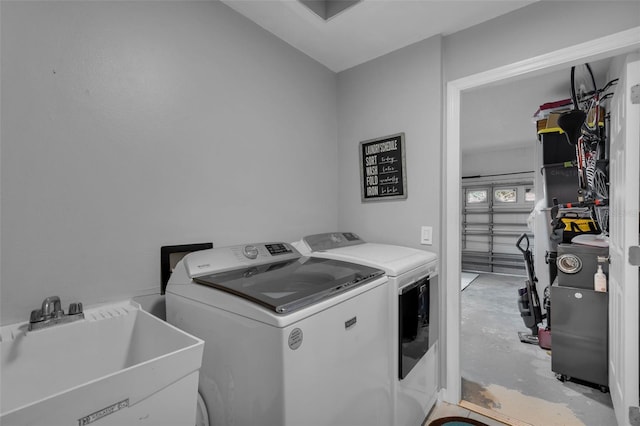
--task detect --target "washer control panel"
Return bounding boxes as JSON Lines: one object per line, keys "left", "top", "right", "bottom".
{"left": 241, "top": 243, "right": 293, "bottom": 259}
{"left": 243, "top": 245, "right": 259, "bottom": 259}
{"left": 185, "top": 242, "right": 299, "bottom": 278}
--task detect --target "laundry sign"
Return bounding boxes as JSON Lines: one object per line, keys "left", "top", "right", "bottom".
{"left": 359, "top": 133, "right": 407, "bottom": 202}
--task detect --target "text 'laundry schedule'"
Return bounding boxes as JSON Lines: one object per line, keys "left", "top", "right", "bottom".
{"left": 360, "top": 133, "right": 406, "bottom": 201}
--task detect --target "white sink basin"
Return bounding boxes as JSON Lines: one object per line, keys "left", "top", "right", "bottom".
{"left": 1, "top": 300, "right": 204, "bottom": 425}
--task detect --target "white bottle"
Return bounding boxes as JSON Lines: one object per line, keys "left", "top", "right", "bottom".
{"left": 594, "top": 264, "right": 607, "bottom": 292}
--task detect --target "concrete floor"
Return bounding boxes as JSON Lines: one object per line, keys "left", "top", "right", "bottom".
{"left": 460, "top": 272, "right": 616, "bottom": 426}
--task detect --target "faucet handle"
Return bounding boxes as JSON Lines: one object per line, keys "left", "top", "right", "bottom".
{"left": 30, "top": 309, "right": 43, "bottom": 323}
{"left": 68, "top": 302, "right": 83, "bottom": 315}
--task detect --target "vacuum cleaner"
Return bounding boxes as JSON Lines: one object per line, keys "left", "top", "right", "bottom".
{"left": 516, "top": 233, "right": 550, "bottom": 348}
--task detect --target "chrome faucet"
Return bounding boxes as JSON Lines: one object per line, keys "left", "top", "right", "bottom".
{"left": 41, "top": 296, "right": 63, "bottom": 319}
{"left": 29, "top": 296, "right": 84, "bottom": 331}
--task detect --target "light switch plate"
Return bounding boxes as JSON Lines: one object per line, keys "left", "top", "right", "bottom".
{"left": 629, "top": 246, "right": 640, "bottom": 266}
{"left": 421, "top": 226, "right": 433, "bottom": 245}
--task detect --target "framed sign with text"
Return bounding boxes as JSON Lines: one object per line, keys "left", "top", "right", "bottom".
{"left": 359, "top": 133, "right": 407, "bottom": 202}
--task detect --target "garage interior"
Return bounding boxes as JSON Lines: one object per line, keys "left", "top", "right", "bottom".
{"left": 458, "top": 56, "right": 622, "bottom": 425}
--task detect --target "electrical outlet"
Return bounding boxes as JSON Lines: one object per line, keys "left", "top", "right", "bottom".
{"left": 420, "top": 226, "right": 433, "bottom": 245}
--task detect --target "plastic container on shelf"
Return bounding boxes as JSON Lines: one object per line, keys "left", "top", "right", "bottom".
{"left": 538, "top": 130, "right": 576, "bottom": 165}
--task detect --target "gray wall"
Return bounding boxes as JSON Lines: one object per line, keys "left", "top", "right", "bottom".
{"left": 336, "top": 36, "right": 442, "bottom": 250}
{"left": 1, "top": 0, "right": 638, "bottom": 329}
{"left": 0, "top": 1, "right": 338, "bottom": 324}
{"left": 461, "top": 146, "right": 535, "bottom": 178}
{"left": 444, "top": 1, "right": 640, "bottom": 82}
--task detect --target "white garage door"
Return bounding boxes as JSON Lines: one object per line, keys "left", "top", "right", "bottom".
{"left": 462, "top": 173, "right": 535, "bottom": 275}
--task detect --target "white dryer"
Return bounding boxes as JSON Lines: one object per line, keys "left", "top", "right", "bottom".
{"left": 293, "top": 232, "right": 439, "bottom": 426}
{"left": 165, "top": 242, "right": 392, "bottom": 426}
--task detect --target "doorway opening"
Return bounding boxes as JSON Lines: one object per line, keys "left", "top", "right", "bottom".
{"left": 443, "top": 27, "right": 640, "bottom": 425}
{"left": 457, "top": 60, "right": 620, "bottom": 425}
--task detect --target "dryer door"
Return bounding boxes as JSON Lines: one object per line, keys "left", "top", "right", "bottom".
{"left": 398, "top": 276, "right": 430, "bottom": 379}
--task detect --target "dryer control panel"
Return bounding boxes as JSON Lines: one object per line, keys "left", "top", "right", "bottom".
{"left": 303, "top": 232, "right": 365, "bottom": 252}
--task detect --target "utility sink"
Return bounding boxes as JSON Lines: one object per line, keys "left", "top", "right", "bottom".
{"left": 0, "top": 300, "right": 204, "bottom": 425}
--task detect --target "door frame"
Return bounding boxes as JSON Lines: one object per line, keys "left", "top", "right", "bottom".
{"left": 442, "top": 26, "right": 640, "bottom": 405}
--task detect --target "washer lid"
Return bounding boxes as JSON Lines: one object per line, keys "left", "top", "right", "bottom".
{"left": 325, "top": 244, "right": 436, "bottom": 276}
{"left": 193, "top": 256, "right": 384, "bottom": 314}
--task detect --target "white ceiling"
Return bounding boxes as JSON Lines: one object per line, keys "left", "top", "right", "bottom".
{"left": 221, "top": 0, "right": 537, "bottom": 72}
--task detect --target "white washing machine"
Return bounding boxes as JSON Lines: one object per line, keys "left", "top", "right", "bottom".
{"left": 293, "top": 232, "right": 439, "bottom": 426}
{"left": 165, "top": 242, "right": 392, "bottom": 426}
